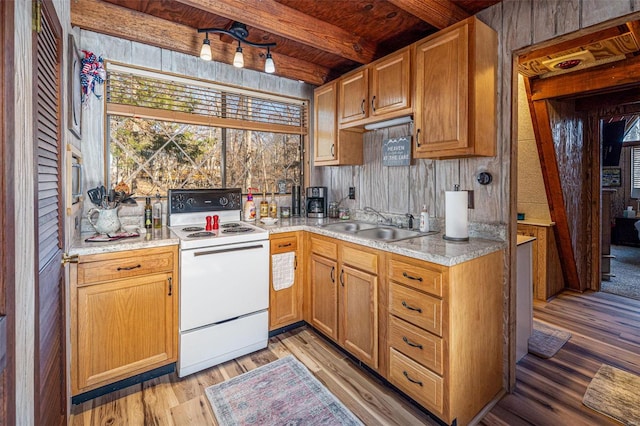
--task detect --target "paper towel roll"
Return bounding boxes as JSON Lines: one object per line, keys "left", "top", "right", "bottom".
{"left": 444, "top": 191, "right": 469, "bottom": 241}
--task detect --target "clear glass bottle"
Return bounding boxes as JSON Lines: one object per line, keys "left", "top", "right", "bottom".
{"left": 153, "top": 192, "right": 162, "bottom": 228}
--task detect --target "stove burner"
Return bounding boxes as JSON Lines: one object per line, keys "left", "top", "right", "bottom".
{"left": 221, "top": 223, "right": 241, "bottom": 228}
{"left": 187, "top": 231, "right": 216, "bottom": 238}
{"left": 222, "top": 227, "right": 254, "bottom": 234}
{"left": 183, "top": 226, "right": 205, "bottom": 232}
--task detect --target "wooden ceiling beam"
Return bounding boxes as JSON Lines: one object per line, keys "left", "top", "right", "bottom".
{"left": 387, "top": 0, "right": 469, "bottom": 29}
{"left": 70, "top": 0, "right": 329, "bottom": 85}
{"left": 173, "top": 0, "right": 377, "bottom": 64}
{"left": 528, "top": 54, "right": 640, "bottom": 101}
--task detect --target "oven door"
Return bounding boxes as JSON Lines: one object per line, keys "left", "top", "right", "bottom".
{"left": 180, "top": 239, "right": 269, "bottom": 331}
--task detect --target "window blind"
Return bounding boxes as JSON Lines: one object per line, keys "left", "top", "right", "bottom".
{"left": 632, "top": 146, "right": 640, "bottom": 190}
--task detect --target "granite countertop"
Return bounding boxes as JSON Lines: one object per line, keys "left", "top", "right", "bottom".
{"left": 69, "top": 218, "right": 506, "bottom": 266}
{"left": 69, "top": 227, "right": 179, "bottom": 256}
{"left": 256, "top": 217, "right": 506, "bottom": 267}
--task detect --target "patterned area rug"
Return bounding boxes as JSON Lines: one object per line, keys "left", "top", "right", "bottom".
{"left": 583, "top": 364, "right": 640, "bottom": 425}
{"left": 528, "top": 320, "right": 571, "bottom": 358}
{"left": 601, "top": 245, "right": 640, "bottom": 301}
{"left": 205, "top": 355, "right": 363, "bottom": 425}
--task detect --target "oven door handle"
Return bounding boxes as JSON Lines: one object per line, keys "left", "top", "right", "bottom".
{"left": 193, "top": 244, "right": 265, "bottom": 257}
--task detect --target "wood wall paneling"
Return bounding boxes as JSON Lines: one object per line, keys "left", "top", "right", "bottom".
{"left": 532, "top": 0, "right": 580, "bottom": 44}
{"left": 581, "top": 0, "right": 635, "bottom": 28}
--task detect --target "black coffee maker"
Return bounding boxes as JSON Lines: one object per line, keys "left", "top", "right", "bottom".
{"left": 306, "top": 186, "right": 327, "bottom": 218}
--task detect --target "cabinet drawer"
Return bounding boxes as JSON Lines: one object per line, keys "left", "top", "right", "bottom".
{"left": 389, "top": 348, "right": 443, "bottom": 415}
{"left": 389, "top": 283, "right": 442, "bottom": 336}
{"left": 271, "top": 236, "right": 298, "bottom": 254}
{"left": 341, "top": 244, "right": 377, "bottom": 272}
{"left": 388, "top": 258, "right": 443, "bottom": 297}
{"left": 310, "top": 236, "right": 337, "bottom": 259}
{"left": 78, "top": 250, "right": 174, "bottom": 285}
{"left": 389, "top": 315, "right": 443, "bottom": 375}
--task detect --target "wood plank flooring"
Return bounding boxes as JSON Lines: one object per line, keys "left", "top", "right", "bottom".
{"left": 71, "top": 290, "right": 640, "bottom": 425}
{"left": 482, "top": 290, "right": 640, "bottom": 426}
{"left": 70, "top": 327, "right": 439, "bottom": 426}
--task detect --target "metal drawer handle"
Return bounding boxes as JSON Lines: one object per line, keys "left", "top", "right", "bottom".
{"left": 117, "top": 264, "right": 141, "bottom": 271}
{"left": 402, "top": 271, "right": 423, "bottom": 282}
{"left": 331, "top": 266, "right": 335, "bottom": 283}
{"left": 340, "top": 269, "right": 344, "bottom": 287}
{"left": 194, "top": 244, "right": 264, "bottom": 257}
{"left": 416, "top": 128, "right": 421, "bottom": 147}
{"left": 371, "top": 95, "right": 376, "bottom": 112}
{"left": 402, "top": 301, "right": 422, "bottom": 313}
{"left": 168, "top": 277, "right": 172, "bottom": 296}
{"left": 403, "top": 371, "right": 423, "bottom": 387}
{"left": 361, "top": 99, "right": 366, "bottom": 114}
{"left": 278, "top": 242, "right": 292, "bottom": 248}
{"left": 331, "top": 144, "right": 335, "bottom": 157}
{"left": 402, "top": 336, "right": 423, "bottom": 350}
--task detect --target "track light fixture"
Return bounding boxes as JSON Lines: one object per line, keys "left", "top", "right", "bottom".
{"left": 198, "top": 22, "right": 276, "bottom": 74}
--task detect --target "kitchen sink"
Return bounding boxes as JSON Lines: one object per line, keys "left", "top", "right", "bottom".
{"left": 355, "top": 226, "right": 427, "bottom": 242}
{"left": 322, "top": 222, "right": 435, "bottom": 242}
{"left": 321, "top": 221, "right": 379, "bottom": 233}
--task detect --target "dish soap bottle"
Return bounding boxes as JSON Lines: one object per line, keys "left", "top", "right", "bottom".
{"left": 419, "top": 204, "right": 429, "bottom": 232}
{"left": 153, "top": 192, "right": 162, "bottom": 228}
{"left": 269, "top": 192, "right": 278, "bottom": 218}
{"left": 144, "top": 197, "right": 153, "bottom": 229}
{"left": 244, "top": 189, "right": 256, "bottom": 221}
{"left": 260, "top": 191, "right": 269, "bottom": 218}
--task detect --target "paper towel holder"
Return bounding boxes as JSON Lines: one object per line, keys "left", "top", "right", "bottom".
{"left": 443, "top": 185, "right": 470, "bottom": 242}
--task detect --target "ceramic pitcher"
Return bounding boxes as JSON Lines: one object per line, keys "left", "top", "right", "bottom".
{"left": 88, "top": 207, "right": 121, "bottom": 234}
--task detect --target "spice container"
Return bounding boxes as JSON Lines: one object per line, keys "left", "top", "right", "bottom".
{"left": 328, "top": 202, "right": 339, "bottom": 218}
{"left": 338, "top": 207, "right": 350, "bottom": 220}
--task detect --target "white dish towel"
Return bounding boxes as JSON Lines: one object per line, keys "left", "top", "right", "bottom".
{"left": 272, "top": 252, "right": 295, "bottom": 290}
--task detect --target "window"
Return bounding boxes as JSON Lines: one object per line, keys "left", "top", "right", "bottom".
{"left": 105, "top": 64, "right": 307, "bottom": 196}
{"left": 632, "top": 146, "right": 640, "bottom": 192}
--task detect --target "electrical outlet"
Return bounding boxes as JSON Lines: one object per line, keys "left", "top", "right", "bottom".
{"left": 348, "top": 187, "right": 355, "bottom": 200}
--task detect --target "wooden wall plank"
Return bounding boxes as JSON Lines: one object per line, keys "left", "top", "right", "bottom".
{"left": 532, "top": 0, "right": 580, "bottom": 44}
{"left": 410, "top": 159, "right": 436, "bottom": 220}
{"left": 581, "top": 0, "right": 634, "bottom": 28}
{"left": 360, "top": 130, "right": 387, "bottom": 212}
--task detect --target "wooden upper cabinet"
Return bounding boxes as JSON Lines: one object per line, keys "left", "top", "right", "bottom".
{"left": 314, "top": 81, "right": 338, "bottom": 163}
{"left": 413, "top": 17, "right": 497, "bottom": 159}
{"left": 314, "top": 81, "right": 363, "bottom": 166}
{"left": 338, "top": 47, "right": 412, "bottom": 127}
{"left": 339, "top": 68, "right": 369, "bottom": 124}
{"left": 370, "top": 47, "right": 411, "bottom": 117}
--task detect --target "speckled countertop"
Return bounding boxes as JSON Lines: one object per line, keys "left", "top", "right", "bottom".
{"left": 256, "top": 217, "right": 506, "bottom": 266}
{"left": 69, "top": 218, "right": 506, "bottom": 266}
{"left": 68, "top": 227, "right": 180, "bottom": 256}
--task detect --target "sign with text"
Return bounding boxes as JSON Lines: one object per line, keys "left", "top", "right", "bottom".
{"left": 382, "top": 135, "right": 411, "bottom": 166}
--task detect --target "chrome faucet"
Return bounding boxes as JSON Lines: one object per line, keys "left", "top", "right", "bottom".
{"left": 363, "top": 206, "right": 392, "bottom": 225}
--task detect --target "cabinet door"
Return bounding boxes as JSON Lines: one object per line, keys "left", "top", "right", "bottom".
{"left": 314, "top": 82, "right": 337, "bottom": 163}
{"left": 414, "top": 24, "right": 469, "bottom": 156}
{"left": 370, "top": 48, "right": 411, "bottom": 117}
{"left": 269, "top": 235, "right": 302, "bottom": 330}
{"left": 75, "top": 272, "right": 175, "bottom": 392}
{"left": 310, "top": 253, "right": 338, "bottom": 340}
{"left": 340, "top": 265, "right": 378, "bottom": 368}
{"left": 339, "top": 68, "right": 368, "bottom": 124}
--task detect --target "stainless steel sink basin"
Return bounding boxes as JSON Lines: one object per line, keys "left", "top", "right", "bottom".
{"left": 321, "top": 221, "right": 379, "bottom": 233}
{"left": 355, "top": 226, "right": 426, "bottom": 242}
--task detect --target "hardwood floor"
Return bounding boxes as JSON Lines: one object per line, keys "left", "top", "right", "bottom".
{"left": 70, "top": 326, "right": 438, "bottom": 426}
{"left": 71, "top": 290, "right": 640, "bottom": 425}
{"left": 482, "top": 290, "right": 640, "bottom": 425}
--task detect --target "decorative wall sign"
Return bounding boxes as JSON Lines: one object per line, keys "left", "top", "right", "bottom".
{"left": 602, "top": 167, "right": 621, "bottom": 187}
{"left": 382, "top": 135, "right": 411, "bottom": 166}
{"left": 68, "top": 34, "right": 82, "bottom": 139}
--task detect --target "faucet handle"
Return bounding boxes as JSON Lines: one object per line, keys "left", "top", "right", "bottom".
{"left": 405, "top": 213, "right": 414, "bottom": 229}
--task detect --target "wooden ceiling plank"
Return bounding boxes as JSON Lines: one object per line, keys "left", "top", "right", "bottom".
{"left": 173, "top": 0, "right": 377, "bottom": 64}
{"left": 528, "top": 54, "right": 640, "bottom": 100}
{"left": 524, "top": 79, "right": 582, "bottom": 291}
{"left": 70, "top": 0, "right": 328, "bottom": 85}
{"left": 575, "top": 88, "right": 640, "bottom": 111}
{"left": 387, "top": 0, "right": 469, "bottom": 29}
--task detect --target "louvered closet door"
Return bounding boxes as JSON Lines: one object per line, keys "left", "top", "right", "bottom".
{"left": 34, "top": 1, "right": 65, "bottom": 424}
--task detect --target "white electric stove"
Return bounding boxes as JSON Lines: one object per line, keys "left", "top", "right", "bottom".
{"left": 168, "top": 188, "right": 270, "bottom": 377}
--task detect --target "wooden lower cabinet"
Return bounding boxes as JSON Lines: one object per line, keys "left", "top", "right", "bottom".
{"left": 386, "top": 250, "right": 503, "bottom": 426}
{"left": 308, "top": 235, "right": 380, "bottom": 370}
{"left": 517, "top": 222, "right": 564, "bottom": 300}
{"left": 269, "top": 232, "right": 303, "bottom": 330}
{"left": 70, "top": 245, "right": 179, "bottom": 395}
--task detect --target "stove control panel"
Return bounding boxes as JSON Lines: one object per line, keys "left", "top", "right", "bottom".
{"left": 168, "top": 188, "right": 242, "bottom": 213}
